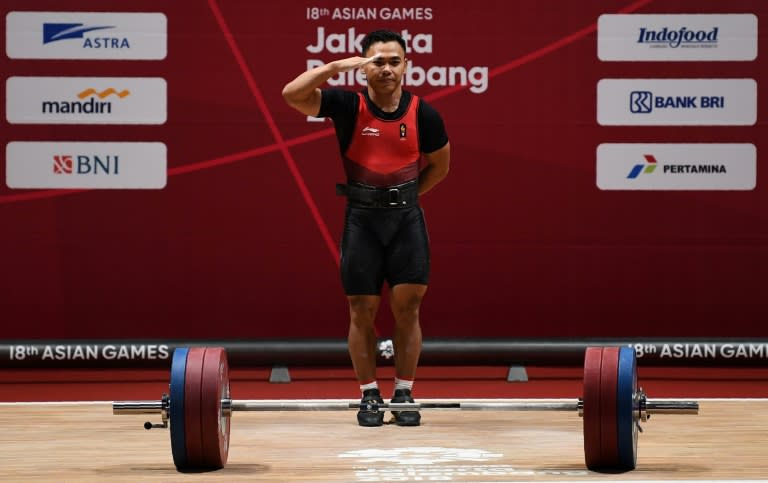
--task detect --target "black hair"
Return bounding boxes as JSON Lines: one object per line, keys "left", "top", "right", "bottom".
{"left": 360, "top": 30, "right": 407, "bottom": 56}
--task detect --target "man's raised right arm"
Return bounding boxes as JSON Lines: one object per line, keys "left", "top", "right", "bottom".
{"left": 281, "top": 55, "right": 381, "bottom": 117}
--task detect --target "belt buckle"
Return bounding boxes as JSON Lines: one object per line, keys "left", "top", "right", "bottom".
{"left": 387, "top": 188, "right": 402, "bottom": 206}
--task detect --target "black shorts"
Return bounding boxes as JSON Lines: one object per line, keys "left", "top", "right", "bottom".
{"left": 340, "top": 204, "right": 430, "bottom": 295}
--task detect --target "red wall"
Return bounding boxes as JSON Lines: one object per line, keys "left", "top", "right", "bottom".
{"left": 1, "top": 0, "right": 766, "bottom": 340}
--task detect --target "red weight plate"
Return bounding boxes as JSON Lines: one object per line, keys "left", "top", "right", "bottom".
{"left": 200, "top": 347, "right": 231, "bottom": 469}
{"left": 184, "top": 347, "right": 206, "bottom": 468}
{"left": 599, "top": 347, "right": 620, "bottom": 468}
{"left": 583, "top": 347, "right": 603, "bottom": 469}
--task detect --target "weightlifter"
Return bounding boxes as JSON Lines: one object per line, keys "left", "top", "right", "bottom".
{"left": 282, "top": 29, "right": 450, "bottom": 426}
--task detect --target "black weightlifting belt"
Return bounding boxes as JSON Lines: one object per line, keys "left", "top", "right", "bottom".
{"left": 336, "top": 180, "right": 419, "bottom": 208}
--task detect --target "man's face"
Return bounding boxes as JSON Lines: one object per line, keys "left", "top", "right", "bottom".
{"left": 362, "top": 41, "right": 407, "bottom": 94}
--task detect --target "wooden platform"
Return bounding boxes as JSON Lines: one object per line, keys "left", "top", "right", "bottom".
{"left": 1, "top": 399, "right": 766, "bottom": 481}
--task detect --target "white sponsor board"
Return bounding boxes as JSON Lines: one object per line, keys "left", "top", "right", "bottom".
{"left": 6, "top": 141, "right": 167, "bottom": 189}
{"left": 596, "top": 143, "right": 756, "bottom": 190}
{"left": 598, "top": 14, "right": 758, "bottom": 61}
{"left": 597, "top": 79, "right": 757, "bottom": 126}
{"left": 6, "top": 76, "right": 167, "bottom": 125}
{"left": 6, "top": 11, "right": 167, "bottom": 60}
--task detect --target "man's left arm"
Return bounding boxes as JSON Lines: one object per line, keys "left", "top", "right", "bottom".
{"left": 418, "top": 142, "right": 450, "bottom": 195}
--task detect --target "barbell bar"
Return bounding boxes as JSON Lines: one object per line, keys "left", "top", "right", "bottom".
{"left": 112, "top": 346, "right": 698, "bottom": 472}
{"left": 114, "top": 397, "right": 697, "bottom": 414}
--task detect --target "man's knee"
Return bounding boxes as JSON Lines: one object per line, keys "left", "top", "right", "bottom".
{"left": 348, "top": 295, "right": 379, "bottom": 326}
{"left": 390, "top": 287, "right": 425, "bottom": 323}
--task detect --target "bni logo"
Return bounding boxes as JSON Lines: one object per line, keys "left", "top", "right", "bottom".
{"left": 43, "top": 23, "right": 114, "bottom": 44}
{"left": 629, "top": 91, "right": 653, "bottom": 113}
{"left": 627, "top": 155, "right": 658, "bottom": 179}
{"left": 51, "top": 154, "right": 120, "bottom": 175}
{"left": 53, "top": 155, "right": 73, "bottom": 174}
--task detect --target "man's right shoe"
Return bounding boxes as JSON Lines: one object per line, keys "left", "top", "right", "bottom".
{"left": 357, "top": 388, "right": 385, "bottom": 427}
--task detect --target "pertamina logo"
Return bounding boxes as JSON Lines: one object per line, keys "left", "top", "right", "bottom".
{"left": 42, "top": 23, "right": 124, "bottom": 48}
{"left": 596, "top": 143, "right": 754, "bottom": 191}
{"left": 626, "top": 153, "right": 726, "bottom": 179}
{"left": 52, "top": 154, "right": 120, "bottom": 176}
{"left": 627, "top": 155, "right": 657, "bottom": 178}
{"left": 42, "top": 87, "right": 130, "bottom": 115}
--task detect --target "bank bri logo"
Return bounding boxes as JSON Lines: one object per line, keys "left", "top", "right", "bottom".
{"left": 630, "top": 91, "right": 653, "bottom": 113}
{"left": 627, "top": 155, "right": 658, "bottom": 179}
{"left": 43, "top": 23, "right": 114, "bottom": 44}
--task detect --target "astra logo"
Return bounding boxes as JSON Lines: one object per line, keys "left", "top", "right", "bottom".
{"left": 637, "top": 26, "right": 719, "bottom": 48}
{"left": 52, "top": 154, "right": 120, "bottom": 175}
{"left": 627, "top": 155, "right": 658, "bottom": 179}
{"left": 42, "top": 88, "right": 130, "bottom": 115}
{"left": 43, "top": 23, "right": 113, "bottom": 44}
{"left": 42, "top": 22, "right": 130, "bottom": 49}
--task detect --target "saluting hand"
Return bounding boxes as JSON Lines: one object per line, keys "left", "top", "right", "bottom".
{"left": 333, "top": 54, "right": 382, "bottom": 73}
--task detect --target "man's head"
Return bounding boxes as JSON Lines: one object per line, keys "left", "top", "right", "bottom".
{"left": 361, "top": 30, "right": 407, "bottom": 57}
{"left": 360, "top": 30, "right": 408, "bottom": 96}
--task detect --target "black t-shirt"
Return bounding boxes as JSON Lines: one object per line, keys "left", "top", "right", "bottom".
{"left": 318, "top": 89, "right": 449, "bottom": 156}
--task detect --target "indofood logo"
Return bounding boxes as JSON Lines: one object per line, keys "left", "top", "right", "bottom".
{"left": 42, "top": 88, "right": 130, "bottom": 115}
{"left": 339, "top": 447, "right": 503, "bottom": 465}
{"left": 637, "top": 26, "right": 719, "bottom": 48}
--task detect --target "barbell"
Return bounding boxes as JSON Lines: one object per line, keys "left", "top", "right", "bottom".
{"left": 112, "top": 345, "right": 698, "bottom": 472}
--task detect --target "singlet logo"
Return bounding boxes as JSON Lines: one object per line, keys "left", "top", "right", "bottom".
{"left": 361, "top": 126, "right": 380, "bottom": 136}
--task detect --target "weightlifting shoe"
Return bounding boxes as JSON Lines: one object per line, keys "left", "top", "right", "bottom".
{"left": 390, "top": 388, "right": 421, "bottom": 426}
{"left": 357, "top": 388, "right": 385, "bottom": 427}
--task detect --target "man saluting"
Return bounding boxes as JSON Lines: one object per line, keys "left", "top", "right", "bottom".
{"left": 282, "top": 29, "right": 450, "bottom": 427}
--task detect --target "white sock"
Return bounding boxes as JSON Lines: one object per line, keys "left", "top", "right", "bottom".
{"left": 394, "top": 377, "right": 414, "bottom": 392}
{"left": 360, "top": 380, "right": 379, "bottom": 393}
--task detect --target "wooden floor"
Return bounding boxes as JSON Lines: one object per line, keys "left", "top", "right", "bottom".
{"left": 1, "top": 400, "right": 767, "bottom": 482}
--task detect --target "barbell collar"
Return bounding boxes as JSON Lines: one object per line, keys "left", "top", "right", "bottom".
{"left": 113, "top": 400, "right": 165, "bottom": 415}
{"left": 644, "top": 399, "right": 699, "bottom": 415}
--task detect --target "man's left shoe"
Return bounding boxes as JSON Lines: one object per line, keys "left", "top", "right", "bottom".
{"left": 390, "top": 388, "right": 421, "bottom": 426}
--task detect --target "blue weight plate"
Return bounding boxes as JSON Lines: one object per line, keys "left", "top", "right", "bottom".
{"left": 616, "top": 346, "right": 638, "bottom": 470}
{"left": 169, "top": 347, "right": 189, "bottom": 470}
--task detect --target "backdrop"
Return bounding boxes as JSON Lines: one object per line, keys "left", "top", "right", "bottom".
{"left": 1, "top": 0, "right": 765, "bottom": 340}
